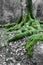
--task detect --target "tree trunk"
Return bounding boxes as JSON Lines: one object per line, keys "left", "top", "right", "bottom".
{"left": 26, "top": 0, "right": 34, "bottom": 18}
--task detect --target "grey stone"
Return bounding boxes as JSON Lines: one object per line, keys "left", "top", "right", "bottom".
{"left": 32, "top": 41, "right": 43, "bottom": 65}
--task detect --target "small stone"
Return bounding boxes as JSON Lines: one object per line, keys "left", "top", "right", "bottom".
{"left": 17, "top": 63, "right": 20, "bottom": 65}
{"left": 3, "top": 62, "right": 6, "bottom": 65}
{"left": 9, "top": 43, "right": 12, "bottom": 46}
{"left": 0, "top": 55, "right": 2, "bottom": 57}
{"left": 15, "top": 41, "right": 17, "bottom": 44}
{"left": 21, "top": 53, "right": 24, "bottom": 55}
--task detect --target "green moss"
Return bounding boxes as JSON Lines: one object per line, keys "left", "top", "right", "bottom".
{"left": 25, "top": 33, "right": 43, "bottom": 57}
{"left": 32, "top": 19, "right": 41, "bottom": 30}
{"left": 6, "top": 27, "right": 37, "bottom": 43}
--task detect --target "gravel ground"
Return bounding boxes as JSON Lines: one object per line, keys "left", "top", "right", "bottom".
{"left": 0, "top": 38, "right": 35, "bottom": 65}
{"left": 0, "top": 28, "right": 33, "bottom": 65}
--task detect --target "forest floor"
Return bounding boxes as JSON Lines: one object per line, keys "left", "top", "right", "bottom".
{"left": 0, "top": 28, "right": 33, "bottom": 65}
{"left": 0, "top": 26, "right": 43, "bottom": 65}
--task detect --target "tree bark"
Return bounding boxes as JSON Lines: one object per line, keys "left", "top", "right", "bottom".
{"left": 26, "top": 0, "right": 34, "bottom": 18}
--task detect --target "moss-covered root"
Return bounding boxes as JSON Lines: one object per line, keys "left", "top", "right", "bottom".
{"left": 5, "top": 24, "right": 37, "bottom": 35}
{"left": 5, "top": 24, "right": 21, "bottom": 32}
{"left": 4, "top": 18, "right": 38, "bottom": 33}
{"left": 32, "top": 19, "right": 41, "bottom": 30}
{"left": 4, "top": 15, "right": 29, "bottom": 32}
{"left": 25, "top": 33, "right": 43, "bottom": 57}
{"left": 20, "top": 14, "right": 31, "bottom": 26}
{"left": 6, "top": 30, "right": 31, "bottom": 43}
{"left": 6, "top": 27, "right": 37, "bottom": 43}
{"left": 5, "top": 20, "right": 34, "bottom": 32}
{"left": 2, "top": 15, "right": 22, "bottom": 29}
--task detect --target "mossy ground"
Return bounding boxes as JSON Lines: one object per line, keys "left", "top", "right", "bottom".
{"left": 0, "top": 13, "right": 43, "bottom": 57}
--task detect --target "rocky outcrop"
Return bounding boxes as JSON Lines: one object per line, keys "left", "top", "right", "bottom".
{"left": 0, "top": 0, "right": 21, "bottom": 23}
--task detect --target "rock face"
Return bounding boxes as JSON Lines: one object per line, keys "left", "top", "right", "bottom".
{"left": 0, "top": 0, "right": 26, "bottom": 23}
{"left": 32, "top": 41, "right": 43, "bottom": 65}
{"left": 32, "top": 0, "right": 43, "bottom": 19}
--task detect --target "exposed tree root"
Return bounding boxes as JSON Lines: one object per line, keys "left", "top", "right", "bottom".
{"left": 0, "top": 14, "right": 43, "bottom": 57}
{"left": 3, "top": 16, "right": 41, "bottom": 34}
{"left": 6, "top": 27, "right": 37, "bottom": 43}
{"left": 25, "top": 33, "right": 43, "bottom": 57}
